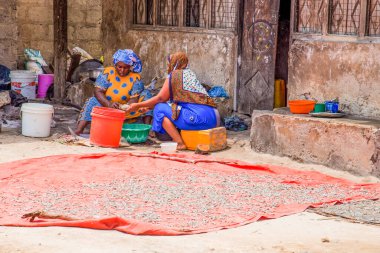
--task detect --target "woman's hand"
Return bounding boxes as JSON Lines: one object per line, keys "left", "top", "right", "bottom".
{"left": 124, "top": 103, "right": 140, "bottom": 113}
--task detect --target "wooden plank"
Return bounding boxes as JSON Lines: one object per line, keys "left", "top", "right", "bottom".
{"left": 53, "top": 0, "right": 67, "bottom": 100}
{"left": 359, "top": 0, "right": 368, "bottom": 37}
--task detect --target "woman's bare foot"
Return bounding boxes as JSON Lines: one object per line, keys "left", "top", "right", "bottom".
{"left": 177, "top": 143, "right": 187, "bottom": 150}
{"left": 149, "top": 130, "right": 156, "bottom": 138}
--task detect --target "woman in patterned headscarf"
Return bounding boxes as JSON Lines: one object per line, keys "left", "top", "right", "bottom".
{"left": 74, "top": 49, "right": 152, "bottom": 135}
{"left": 125, "top": 52, "right": 220, "bottom": 150}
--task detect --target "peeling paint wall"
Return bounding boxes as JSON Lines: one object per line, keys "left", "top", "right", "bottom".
{"left": 102, "top": 0, "right": 236, "bottom": 115}
{"left": 103, "top": 29, "right": 237, "bottom": 114}
{"left": 0, "top": 0, "right": 17, "bottom": 68}
{"left": 288, "top": 40, "right": 380, "bottom": 119}
{"left": 128, "top": 31, "right": 237, "bottom": 114}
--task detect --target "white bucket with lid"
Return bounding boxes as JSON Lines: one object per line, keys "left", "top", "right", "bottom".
{"left": 21, "top": 103, "right": 54, "bottom": 137}
{"left": 10, "top": 70, "right": 37, "bottom": 99}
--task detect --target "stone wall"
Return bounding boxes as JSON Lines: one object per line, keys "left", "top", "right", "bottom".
{"left": 16, "top": 0, "right": 103, "bottom": 67}
{"left": 0, "top": 0, "right": 17, "bottom": 68}
{"left": 251, "top": 111, "right": 380, "bottom": 176}
{"left": 105, "top": 30, "right": 237, "bottom": 115}
{"left": 102, "top": 1, "right": 237, "bottom": 115}
{"left": 288, "top": 40, "right": 380, "bottom": 119}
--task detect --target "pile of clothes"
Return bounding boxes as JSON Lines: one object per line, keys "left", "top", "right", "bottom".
{"left": 223, "top": 115, "right": 248, "bottom": 132}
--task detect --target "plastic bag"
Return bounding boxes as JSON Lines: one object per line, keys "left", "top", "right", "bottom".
{"left": 24, "top": 49, "right": 48, "bottom": 66}
{"left": 223, "top": 115, "right": 248, "bottom": 132}
{"left": 208, "top": 86, "right": 229, "bottom": 98}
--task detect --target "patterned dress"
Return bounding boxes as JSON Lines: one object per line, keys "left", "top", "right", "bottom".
{"left": 152, "top": 69, "right": 218, "bottom": 134}
{"left": 79, "top": 67, "right": 152, "bottom": 121}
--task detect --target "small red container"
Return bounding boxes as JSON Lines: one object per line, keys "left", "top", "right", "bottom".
{"left": 288, "top": 100, "right": 316, "bottom": 114}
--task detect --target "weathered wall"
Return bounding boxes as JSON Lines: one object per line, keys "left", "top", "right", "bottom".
{"left": 0, "top": 0, "right": 17, "bottom": 68}
{"left": 122, "top": 31, "right": 237, "bottom": 114}
{"left": 101, "top": 0, "right": 236, "bottom": 115}
{"left": 288, "top": 40, "right": 380, "bottom": 119}
{"left": 16, "top": 0, "right": 103, "bottom": 66}
{"left": 251, "top": 111, "right": 380, "bottom": 176}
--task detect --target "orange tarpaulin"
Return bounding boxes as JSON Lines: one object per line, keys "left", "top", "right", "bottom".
{"left": 0, "top": 152, "right": 379, "bottom": 235}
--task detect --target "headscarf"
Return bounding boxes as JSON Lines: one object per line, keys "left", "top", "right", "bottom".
{"left": 167, "top": 52, "right": 189, "bottom": 74}
{"left": 113, "top": 49, "right": 143, "bottom": 73}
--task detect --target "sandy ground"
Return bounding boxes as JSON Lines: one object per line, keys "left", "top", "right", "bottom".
{"left": 1, "top": 128, "right": 380, "bottom": 253}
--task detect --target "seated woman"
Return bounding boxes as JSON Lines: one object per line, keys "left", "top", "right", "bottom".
{"left": 125, "top": 52, "right": 220, "bottom": 150}
{"left": 75, "top": 49, "right": 152, "bottom": 135}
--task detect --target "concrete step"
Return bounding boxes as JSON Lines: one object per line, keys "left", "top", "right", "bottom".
{"left": 250, "top": 110, "right": 380, "bottom": 177}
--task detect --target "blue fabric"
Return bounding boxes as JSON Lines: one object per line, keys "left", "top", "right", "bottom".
{"left": 0, "top": 65, "right": 10, "bottom": 85}
{"left": 152, "top": 102, "right": 217, "bottom": 134}
{"left": 94, "top": 73, "right": 111, "bottom": 90}
{"left": 130, "top": 80, "right": 145, "bottom": 96}
{"left": 224, "top": 115, "right": 248, "bottom": 131}
{"left": 112, "top": 49, "right": 142, "bottom": 73}
{"left": 208, "top": 86, "right": 229, "bottom": 98}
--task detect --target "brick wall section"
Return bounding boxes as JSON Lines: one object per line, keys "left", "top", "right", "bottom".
{"left": 16, "top": 0, "right": 103, "bottom": 66}
{"left": 0, "top": 0, "right": 18, "bottom": 68}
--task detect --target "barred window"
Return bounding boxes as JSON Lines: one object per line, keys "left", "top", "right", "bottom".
{"left": 133, "top": 0, "right": 237, "bottom": 30}
{"left": 329, "top": 0, "right": 361, "bottom": 35}
{"left": 185, "top": 0, "right": 207, "bottom": 28}
{"left": 295, "top": 0, "right": 325, "bottom": 34}
{"left": 211, "top": 0, "right": 237, "bottom": 29}
{"left": 133, "top": 0, "right": 154, "bottom": 25}
{"left": 158, "top": 0, "right": 180, "bottom": 26}
{"left": 294, "top": 0, "right": 380, "bottom": 37}
{"left": 368, "top": 0, "right": 380, "bottom": 36}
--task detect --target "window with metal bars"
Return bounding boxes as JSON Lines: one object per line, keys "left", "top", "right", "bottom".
{"left": 133, "top": 0, "right": 237, "bottom": 30}
{"left": 133, "top": 0, "right": 154, "bottom": 25}
{"left": 185, "top": 0, "right": 207, "bottom": 27}
{"left": 295, "top": 0, "right": 324, "bottom": 34}
{"left": 367, "top": 0, "right": 380, "bottom": 36}
{"left": 293, "top": 0, "right": 380, "bottom": 38}
{"left": 158, "top": 0, "right": 180, "bottom": 26}
{"left": 329, "top": 0, "right": 361, "bottom": 35}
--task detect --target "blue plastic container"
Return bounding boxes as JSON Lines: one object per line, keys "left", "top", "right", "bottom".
{"left": 325, "top": 101, "right": 339, "bottom": 113}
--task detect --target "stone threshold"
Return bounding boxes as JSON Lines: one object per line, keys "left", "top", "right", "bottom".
{"left": 250, "top": 110, "right": 380, "bottom": 177}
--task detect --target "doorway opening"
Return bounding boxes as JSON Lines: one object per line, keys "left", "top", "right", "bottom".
{"left": 275, "top": 0, "right": 291, "bottom": 104}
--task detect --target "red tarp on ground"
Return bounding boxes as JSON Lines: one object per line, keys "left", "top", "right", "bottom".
{"left": 0, "top": 152, "right": 379, "bottom": 235}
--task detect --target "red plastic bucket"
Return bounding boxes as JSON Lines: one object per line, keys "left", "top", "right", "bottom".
{"left": 90, "top": 107, "right": 125, "bottom": 147}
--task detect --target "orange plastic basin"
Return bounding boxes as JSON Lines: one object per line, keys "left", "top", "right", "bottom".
{"left": 288, "top": 100, "right": 316, "bottom": 114}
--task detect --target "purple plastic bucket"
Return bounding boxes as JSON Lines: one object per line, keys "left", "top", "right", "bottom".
{"left": 37, "top": 74, "right": 54, "bottom": 98}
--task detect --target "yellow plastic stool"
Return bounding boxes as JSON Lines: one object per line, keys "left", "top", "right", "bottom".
{"left": 181, "top": 127, "right": 227, "bottom": 151}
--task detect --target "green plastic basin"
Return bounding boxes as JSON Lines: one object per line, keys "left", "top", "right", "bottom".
{"left": 121, "top": 124, "right": 152, "bottom": 144}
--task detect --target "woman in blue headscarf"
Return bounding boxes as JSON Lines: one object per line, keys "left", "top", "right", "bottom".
{"left": 74, "top": 49, "right": 152, "bottom": 135}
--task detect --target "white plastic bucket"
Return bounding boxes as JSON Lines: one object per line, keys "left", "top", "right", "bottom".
{"left": 10, "top": 70, "right": 37, "bottom": 99}
{"left": 21, "top": 103, "right": 54, "bottom": 137}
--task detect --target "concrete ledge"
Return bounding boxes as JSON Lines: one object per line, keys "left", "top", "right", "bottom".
{"left": 250, "top": 110, "right": 380, "bottom": 177}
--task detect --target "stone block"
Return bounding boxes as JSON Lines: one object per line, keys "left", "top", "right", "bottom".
{"left": 66, "top": 79, "right": 95, "bottom": 107}
{"left": 27, "top": 6, "right": 53, "bottom": 24}
{"left": 0, "top": 91, "right": 11, "bottom": 108}
{"left": 85, "top": 10, "right": 102, "bottom": 25}
{"left": 250, "top": 110, "right": 380, "bottom": 177}
{"left": 68, "top": 8, "right": 85, "bottom": 24}
{"left": 0, "top": 24, "right": 17, "bottom": 40}
{"left": 75, "top": 26, "right": 102, "bottom": 41}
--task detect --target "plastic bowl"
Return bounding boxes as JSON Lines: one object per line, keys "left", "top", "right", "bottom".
{"left": 288, "top": 100, "right": 316, "bottom": 114}
{"left": 121, "top": 124, "right": 152, "bottom": 144}
{"left": 160, "top": 142, "right": 178, "bottom": 153}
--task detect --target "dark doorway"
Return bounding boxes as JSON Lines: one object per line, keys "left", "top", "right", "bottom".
{"left": 275, "top": 1, "right": 291, "bottom": 99}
